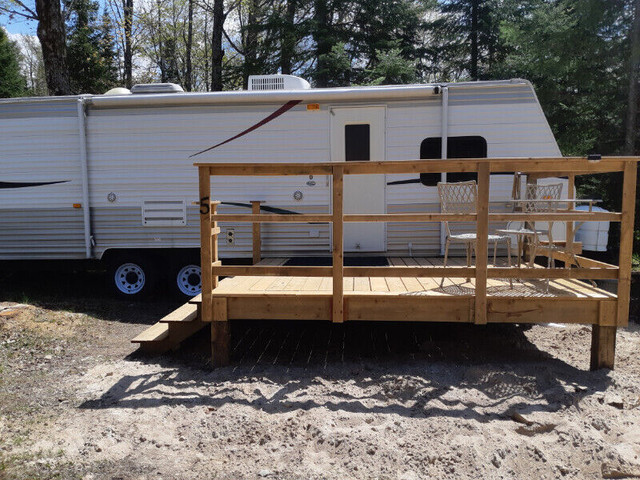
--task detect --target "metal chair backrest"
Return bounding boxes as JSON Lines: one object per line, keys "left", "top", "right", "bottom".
{"left": 524, "top": 183, "right": 562, "bottom": 213}
{"left": 438, "top": 181, "right": 477, "bottom": 237}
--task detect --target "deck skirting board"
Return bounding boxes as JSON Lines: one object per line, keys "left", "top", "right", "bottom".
{"left": 221, "top": 293, "right": 611, "bottom": 325}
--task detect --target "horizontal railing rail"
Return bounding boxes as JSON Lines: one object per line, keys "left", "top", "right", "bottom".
{"left": 197, "top": 156, "right": 638, "bottom": 327}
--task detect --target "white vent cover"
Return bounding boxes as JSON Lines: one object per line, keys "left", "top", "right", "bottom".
{"left": 131, "top": 83, "right": 184, "bottom": 94}
{"left": 142, "top": 200, "right": 186, "bottom": 227}
{"left": 248, "top": 74, "right": 311, "bottom": 91}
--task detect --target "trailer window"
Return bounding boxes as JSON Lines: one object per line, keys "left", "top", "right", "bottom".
{"left": 419, "top": 136, "right": 487, "bottom": 186}
{"left": 345, "top": 124, "right": 370, "bottom": 161}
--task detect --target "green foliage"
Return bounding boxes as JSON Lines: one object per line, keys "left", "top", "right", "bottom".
{"left": 367, "top": 47, "right": 417, "bottom": 85}
{"left": 426, "top": 0, "right": 512, "bottom": 81}
{"left": 66, "top": 0, "right": 118, "bottom": 94}
{"left": 497, "top": 0, "right": 631, "bottom": 157}
{"left": 0, "top": 27, "right": 26, "bottom": 97}
{"left": 317, "top": 42, "right": 352, "bottom": 87}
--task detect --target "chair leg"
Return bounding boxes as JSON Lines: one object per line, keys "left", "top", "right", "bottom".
{"left": 466, "top": 243, "right": 471, "bottom": 283}
{"left": 506, "top": 238, "right": 513, "bottom": 289}
{"left": 493, "top": 240, "right": 498, "bottom": 266}
{"left": 441, "top": 238, "right": 450, "bottom": 287}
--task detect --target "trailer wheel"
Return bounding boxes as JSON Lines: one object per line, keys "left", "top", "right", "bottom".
{"left": 107, "top": 255, "right": 156, "bottom": 298}
{"left": 175, "top": 264, "right": 202, "bottom": 297}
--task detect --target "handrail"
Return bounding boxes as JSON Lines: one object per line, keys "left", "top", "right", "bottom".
{"left": 197, "top": 157, "right": 639, "bottom": 326}
{"left": 195, "top": 156, "right": 631, "bottom": 175}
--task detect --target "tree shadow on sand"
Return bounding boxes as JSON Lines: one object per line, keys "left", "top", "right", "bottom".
{"left": 79, "top": 321, "right": 611, "bottom": 423}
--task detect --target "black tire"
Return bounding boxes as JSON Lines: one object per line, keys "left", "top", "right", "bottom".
{"left": 171, "top": 254, "right": 202, "bottom": 299}
{"left": 106, "top": 253, "right": 158, "bottom": 299}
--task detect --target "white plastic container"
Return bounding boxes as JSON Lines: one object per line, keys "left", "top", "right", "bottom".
{"left": 574, "top": 205, "right": 610, "bottom": 251}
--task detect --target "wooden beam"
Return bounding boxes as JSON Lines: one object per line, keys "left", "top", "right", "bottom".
{"left": 475, "top": 163, "right": 490, "bottom": 325}
{"left": 211, "top": 321, "right": 230, "bottom": 367}
{"left": 566, "top": 174, "right": 575, "bottom": 269}
{"left": 343, "top": 213, "right": 476, "bottom": 222}
{"left": 488, "top": 267, "right": 618, "bottom": 280}
{"left": 204, "top": 164, "right": 333, "bottom": 176}
{"left": 346, "top": 296, "right": 472, "bottom": 322}
{"left": 213, "top": 297, "right": 228, "bottom": 322}
{"left": 228, "top": 296, "right": 331, "bottom": 320}
{"left": 198, "top": 167, "right": 213, "bottom": 323}
{"left": 599, "top": 300, "right": 617, "bottom": 327}
{"left": 213, "top": 265, "right": 333, "bottom": 276}
{"left": 212, "top": 213, "right": 333, "bottom": 223}
{"left": 489, "top": 212, "right": 621, "bottom": 222}
{"left": 617, "top": 161, "right": 637, "bottom": 327}
{"left": 550, "top": 251, "right": 617, "bottom": 270}
{"left": 590, "top": 325, "right": 616, "bottom": 370}
{"left": 194, "top": 157, "right": 637, "bottom": 176}
{"left": 211, "top": 203, "right": 219, "bottom": 290}
{"left": 208, "top": 264, "right": 615, "bottom": 279}
{"left": 332, "top": 166, "right": 344, "bottom": 323}
{"left": 488, "top": 298, "right": 599, "bottom": 324}
{"left": 251, "top": 201, "right": 262, "bottom": 264}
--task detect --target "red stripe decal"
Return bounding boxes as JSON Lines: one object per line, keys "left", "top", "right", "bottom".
{"left": 190, "top": 100, "right": 302, "bottom": 158}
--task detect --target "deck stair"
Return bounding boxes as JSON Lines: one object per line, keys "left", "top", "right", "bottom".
{"left": 132, "top": 301, "right": 205, "bottom": 353}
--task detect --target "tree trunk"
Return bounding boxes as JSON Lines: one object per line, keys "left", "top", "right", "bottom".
{"left": 625, "top": 0, "right": 640, "bottom": 155}
{"left": 123, "top": 0, "right": 133, "bottom": 89}
{"left": 35, "top": 0, "right": 70, "bottom": 95}
{"left": 280, "top": 0, "right": 296, "bottom": 74}
{"left": 211, "top": 0, "right": 224, "bottom": 91}
{"left": 185, "top": 0, "right": 194, "bottom": 91}
{"left": 204, "top": 14, "right": 210, "bottom": 90}
{"left": 313, "top": 0, "right": 331, "bottom": 87}
{"left": 470, "top": 0, "right": 478, "bottom": 80}
{"left": 243, "top": 0, "right": 259, "bottom": 88}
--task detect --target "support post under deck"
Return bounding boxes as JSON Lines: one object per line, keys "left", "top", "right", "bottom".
{"left": 590, "top": 325, "right": 616, "bottom": 370}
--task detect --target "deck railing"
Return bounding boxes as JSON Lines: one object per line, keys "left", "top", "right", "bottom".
{"left": 196, "top": 157, "right": 637, "bottom": 329}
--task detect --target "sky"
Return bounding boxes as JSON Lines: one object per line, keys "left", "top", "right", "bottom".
{"left": 1, "top": 0, "right": 109, "bottom": 35}
{"left": 0, "top": 11, "right": 37, "bottom": 35}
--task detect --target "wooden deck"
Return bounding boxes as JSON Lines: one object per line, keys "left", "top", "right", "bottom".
{"left": 200, "top": 257, "right": 616, "bottom": 326}
{"left": 194, "top": 157, "right": 639, "bottom": 369}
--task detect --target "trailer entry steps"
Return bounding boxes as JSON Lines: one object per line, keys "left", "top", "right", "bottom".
{"left": 132, "top": 302, "right": 204, "bottom": 353}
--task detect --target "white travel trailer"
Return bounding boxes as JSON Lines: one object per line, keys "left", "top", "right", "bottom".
{"left": 0, "top": 75, "right": 566, "bottom": 297}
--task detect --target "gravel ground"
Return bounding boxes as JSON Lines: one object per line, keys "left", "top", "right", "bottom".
{"left": 1, "top": 266, "right": 640, "bottom": 480}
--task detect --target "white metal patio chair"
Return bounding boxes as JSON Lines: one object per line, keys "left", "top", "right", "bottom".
{"left": 438, "top": 181, "right": 512, "bottom": 287}
{"left": 522, "top": 183, "right": 563, "bottom": 290}
{"left": 498, "top": 182, "right": 563, "bottom": 289}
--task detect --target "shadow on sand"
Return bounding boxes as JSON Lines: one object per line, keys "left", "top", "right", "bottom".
{"left": 79, "top": 321, "right": 611, "bottom": 422}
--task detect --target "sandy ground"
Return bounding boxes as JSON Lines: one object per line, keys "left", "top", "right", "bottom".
{"left": 1, "top": 267, "right": 640, "bottom": 479}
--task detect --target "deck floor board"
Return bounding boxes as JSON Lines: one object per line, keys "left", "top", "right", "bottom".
{"left": 212, "top": 257, "right": 614, "bottom": 300}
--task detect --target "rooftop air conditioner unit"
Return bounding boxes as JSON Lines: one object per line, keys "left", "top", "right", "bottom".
{"left": 248, "top": 75, "right": 311, "bottom": 91}
{"left": 131, "top": 83, "right": 184, "bottom": 94}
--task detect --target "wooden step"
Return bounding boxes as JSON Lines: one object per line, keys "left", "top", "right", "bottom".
{"left": 132, "top": 301, "right": 207, "bottom": 354}
{"left": 131, "top": 322, "right": 173, "bottom": 353}
{"left": 189, "top": 294, "right": 201, "bottom": 305}
{"left": 132, "top": 322, "right": 169, "bottom": 343}
{"left": 159, "top": 302, "right": 198, "bottom": 323}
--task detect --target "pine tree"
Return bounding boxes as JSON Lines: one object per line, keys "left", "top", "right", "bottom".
{"left": 428, "top": 0, "right": 510, "bottom": 81}
{"left": 0, "top": 27, "right": 26, "bottom": 98}
{"left": 66, "top": 0, "right": 118, "bottom": 94}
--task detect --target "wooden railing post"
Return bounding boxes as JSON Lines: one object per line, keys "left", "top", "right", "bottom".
{"left": 474, "top": 162, "right": 490, "bottom": 325}
{"left": 212, "top": 202, "right": 219, "bottom": 289}
{"left": 199, "top": 166, "right": 213, "bottom": 323}
{"left": 332, "top": 165, "right": 344, "bottom": 323}
{"left": 251, "top": 200, "right": 263, "bottom": 264}
{"left": 591, "top": 160, "right": 636, "bottom": 371}
{"left": 565, "top": 173, "right": 575, "bottom": 268}
{"left": 616, "top": 160, "right": 637, "bottom": 327}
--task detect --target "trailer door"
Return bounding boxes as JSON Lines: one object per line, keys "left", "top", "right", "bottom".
{"left": 330, "top": 106, "right": 386, "bottom": 252}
